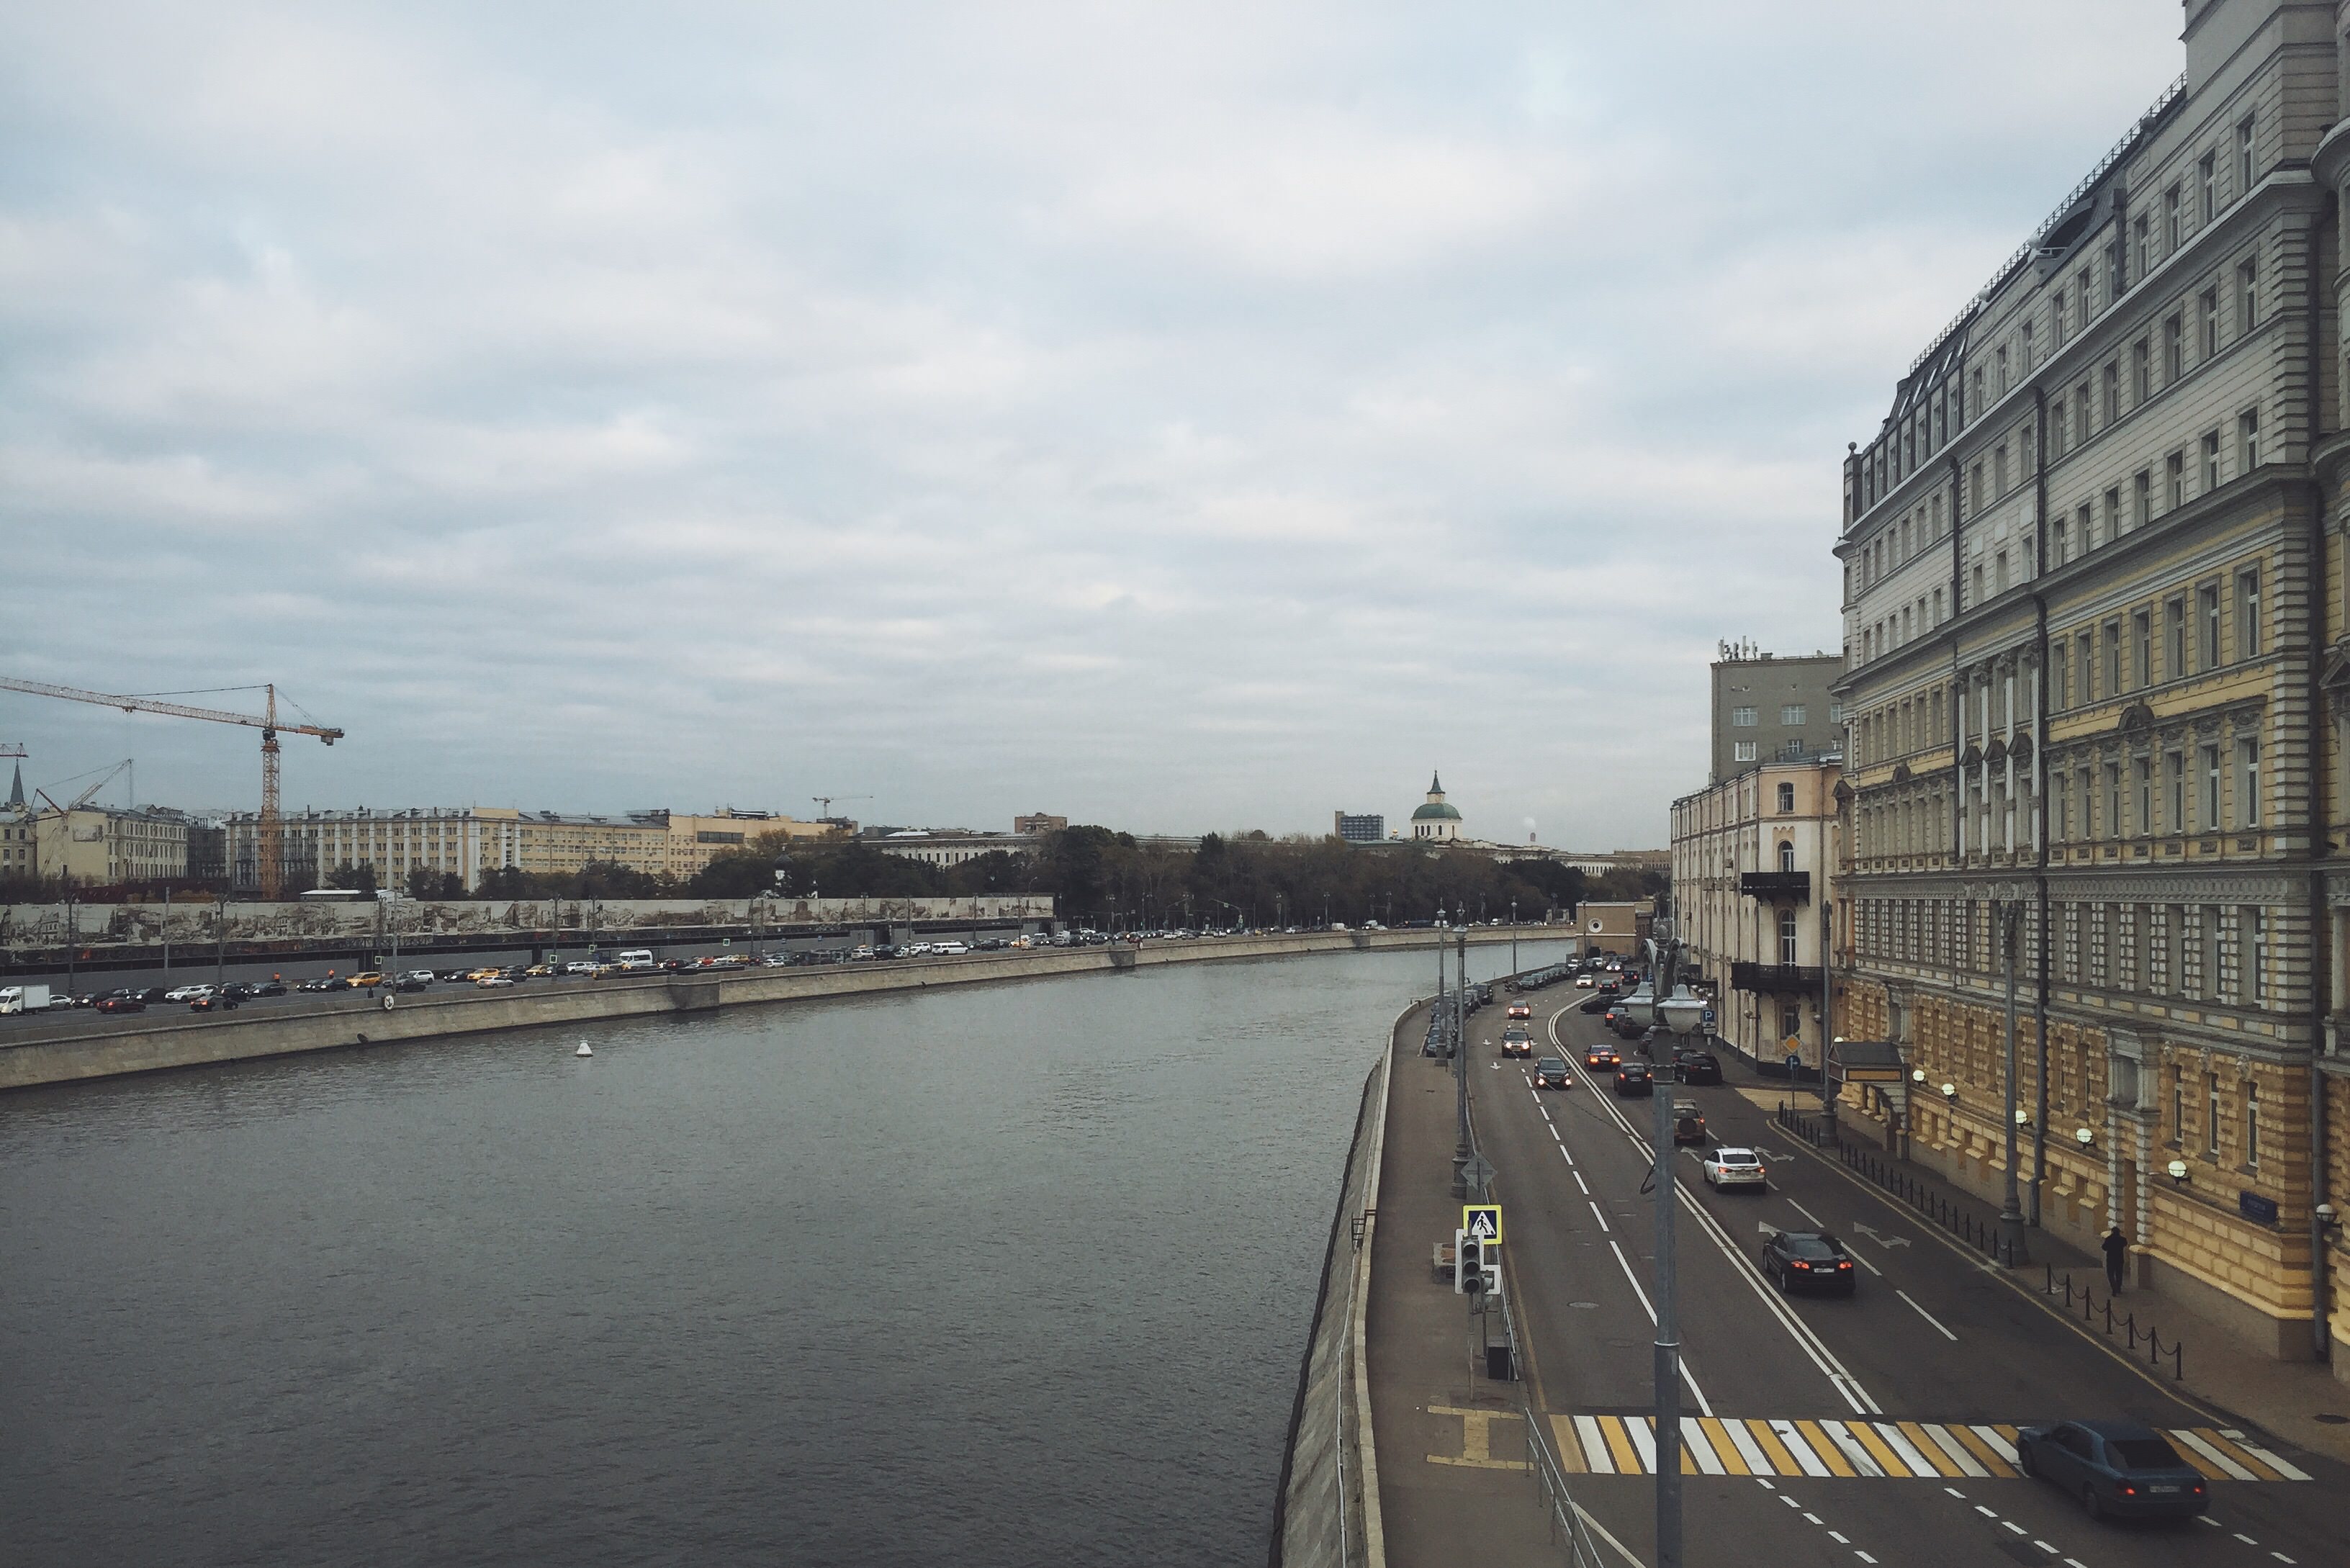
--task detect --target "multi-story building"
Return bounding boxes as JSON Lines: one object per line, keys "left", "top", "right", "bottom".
{"left": 1711, "top": 648, "right": 1845, "bottom": 783}
{"left": 229, "top": 806, "right": 840, "bottom": 893}
{"left": 1333, "top": 811, "right": 1386, "bottom": 844}
{"left": 875, "top": 831, "right": 1032, "bottom": 868}
{"left": 1832, "top": 0, "right": 2350, "bottom": 1367}
{"left": 34, "top": 806, "right": 190, "bottom": 885}
{"left": 1671, "top": 761, "right": 1843, "bottom": 1072}
{"left": 1014, "top": 812, "right": 1069, "bottom": 835}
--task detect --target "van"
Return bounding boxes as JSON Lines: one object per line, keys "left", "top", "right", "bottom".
{"left": 616, "top": 950, "right": 657, "bottom": 971}
{"left": 0, "top": 984, "right": 53, "bottom": 1014}
{"left": 932, "top": 940, "right": 969, "bottom": 955}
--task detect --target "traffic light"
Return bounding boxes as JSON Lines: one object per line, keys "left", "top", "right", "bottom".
{"left": 1457, "top": 1235, "right": 1485, "bottom": 1293}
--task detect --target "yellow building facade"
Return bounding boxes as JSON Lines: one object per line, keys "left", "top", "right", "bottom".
{"left": 1834, "top": 0, "right": 2350, "bottom": 1369}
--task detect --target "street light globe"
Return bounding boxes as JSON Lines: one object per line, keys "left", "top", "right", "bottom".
{"left": 2166, "top": 1158, "right": 2190, "bottom": 1183}
{"left": 2075, "top": 1126, "right": 2095, "bottom": 1146}
{"left": 2014, "top": 1108, "right": 2030, "bottom": 1126}
{"left": 1940, "top": 1082, "right": 1957, "bottom": 1099}
{"left": 1911, "top": 1068, "right": 1927, "bottom": 1084}
{"left": 1658, "top": 986, "right": 1706, "bottom": 1038}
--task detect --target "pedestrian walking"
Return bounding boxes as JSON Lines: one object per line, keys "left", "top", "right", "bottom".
{"left": 2102, "top": 1224, "right": 2129, "bottom": 1294}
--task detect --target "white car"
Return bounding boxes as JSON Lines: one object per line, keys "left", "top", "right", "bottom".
{"left": 1701, "top": 1148, "right": 1769, "bottom": 1190}
{"left": 164, "top": 984, "right": 215, "bottom": 1002}
{"left": 564, "top": 960, "right": 600, "bottom": 976}
{"left": 476, "top": 975, "right": 516, "bottom": 988}
{"left": 1574, "top": 974, "right": 1597, "bottom": 988}
{"left": 932, "top": 940, "right": 969, "bottom": 955}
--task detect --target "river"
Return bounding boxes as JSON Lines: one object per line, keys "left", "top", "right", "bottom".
{"left": 2, "top": 939, "right": 1567, "bottom": 1566}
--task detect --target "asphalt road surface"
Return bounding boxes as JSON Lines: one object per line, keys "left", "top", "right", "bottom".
{"left": 1463, "top": 981, "right": 2342, "bottom": 1567}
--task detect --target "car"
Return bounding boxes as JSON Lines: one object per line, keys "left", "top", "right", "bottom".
{"left": 2015, "top": 1420, "right": 2210, "bottom": 1521}
{"left": 1671, "top": 1100, "right": 1708, "bottom": 1144}
{"left": 1603, "top": 960, "right": 1623, "bottom": 973}
{"left": 525, "top": 963, "right": 558, "bottom": 978}
{"left": 189, "top": 992, "right": 240, "bottom": 1011}
{"left": 1534, "top": 1056, "right": 1574, "bottom": 1090}
{"left": 1760, "top": 1228, "right": 1857, "bottom": 1295}
{"left": 94, "top": 995, "right": 146, "bottom": 1014}
{"left": 297, "top": 976, "right": 350, "bottom": 992}
{"left": 351, "top": 972, "right": 384, "bottom": 988}
{"left": 1573, "top": 974, "right": 1596, "bottom": 988}
{"left": 1499, "top": 1026, "right": 1534, "bottom": 1058}
{"left": 1583, "top": 1043, "right": 1621, "bottom": 1070}
{"left": 1612, "top": 1061, "right": 1655, "bottom": 1096}
{"left": 1701, "top": 1147, "right": 1768, "bottom": 1190}
{"left": 476, "top": 975, "right": 516, "bottom": 988}
{"left": 1602, "top": 1005, "right": 1633, "bottom": 1032}
{"left": 1577, "top": 993, "right": 1611, "bottom": 1014}
{"left": 467, "top": 967, "right": 503, "bottom": 982}
{"left": 163, "top": 983, "right": 214, "bottom": 1002}
{"left": 1505, "top": 1001, "right": 1532, "bottom": 1020}
{"left": 1673, "top": 1048, "right": 1724, "bottom": 1085}
{"left": 247, "top": 979, "right": 287, "bottom": 997}
{"left": 1596, "top": 979, "right": 1620, "bottom": 999}
{"left": 399, "top": 970, "right": 436, "bottom": 985}
{"left": 564, "top": 961, "right": 600, "bottom": 976}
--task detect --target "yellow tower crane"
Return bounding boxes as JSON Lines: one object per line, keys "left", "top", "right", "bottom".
{"left": 0, "top": 678, "right": 343, "bottom": 899}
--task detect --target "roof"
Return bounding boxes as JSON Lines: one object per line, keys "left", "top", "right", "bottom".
{"left": 1411, "top": 801, "right": 1462, "bottom": 820}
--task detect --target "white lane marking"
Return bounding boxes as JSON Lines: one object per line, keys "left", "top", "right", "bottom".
{"left": 1624, "top": 1415, "right": 1657, "bottom": 1473}
{"left": 1754, "top": 1476, "right": 1775, "bottom": 1490}
{"left": 1801, "top": 1512, "right": 1822, "bottom": 1524}
{"left": 2223, "top": 1428, "right": 2313, "bottom": 1482}
{"left": 1896, "top": 1289, "right": 1959, "bottom": 1341}
{"left": 1573, "top": 1169, "right": 1589, "bottom": 1194}
{"left": 2233, "top": 1533, "right": 2258, "bottom": 1546}
{"left": 1780, "top": 1493, "right": 1802, "bottom": 1508}
{"left": 1844, "top": 1246, "right": 1884, "bottom": 1277}
{"left": 1769, "top": 1419, "right": 1833, "bottom": 1478}
{"left": 1603, "top": 1239, "right": 1714, "bottom": 1416}
{"left": 2002, "top": 1520, "right": 2027, "bottom": 1536}
{"left": 1870, "top": 1422, "right": 1938, "bottom": 1478}
{"left": 2064, "top": 1559, "right": 2089, "bottom": 1568}
{"left": 2032, "top": 1542, "right": 2056, "bottom": 1554}
{"left": 2171, "top": 1428, "right": 2259, "bottom": 1482}
{"left": 1973, "top": 1506, "right": 1997, "bottom": 1518}
{"left": 1788, "top": 1199, "right": 1826, "bottom": 1227}
{"left": 1943, "top": 1486, "right": 1966, "bottom": 1498}
{"left": 1828, "top": 1531, "right": 1850, "bottom": 1544}
{"left": 1721, "top": 1418, "right": 1775, "bottom": 1475}
{"left": 2272, "top": 1552, "right": 2297, "bottom": 1564}
{"left": 1680, "top": 1418, "right": 1726, "bottom": 1476}
{"left": 1923, "top": 1425, "right": 1989, "bottom": 1478}
{"left": 1855, "top": 1554, "right": 1878, "bottom": 1565}
{"left": 1575, "top": 1415, "right": 1615, "bottom": 1474}
{"left": 1590, "top": 1200, "right": 1611, "bottom": 1232}
{"left": 1967, "top": 1425, "right": 2020, "bottom": 1464}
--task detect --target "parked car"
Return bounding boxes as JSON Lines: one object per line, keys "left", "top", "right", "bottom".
{"left": 1673, "top": 1048, "right": 1724, "bottom": 1086}
{"left": 1671, "top": 1100, "right": 1708, "bottom": 1144}
{"left": 1612, "top": 1061, "right": 1655, "bottom": 1096}
{"left": 1760, "top": 1228, "right": 1858, "bottom": 1295}
{"left": 2015, "top": 1420, "right": 2209, "bottom": 1522}
{"left": 1701, "top": 1147, "right": 1768, "bottom": 1190}
{"left": 1534, "top": 1057, "right": 1574, "bottom": 1090}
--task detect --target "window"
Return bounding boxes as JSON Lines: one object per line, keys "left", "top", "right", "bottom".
{"left": 1731, "top": 706, "right": 1758, "bottom": 726}
{"left": 2166, "top": 598, "right": 2184, "bottom": 680}
{"left": 2081, "top": 499, "right": 2097, "bottom": 552}
{"left": 1779, "top": 910, "right": 1798, "bottom": 965}
{"left": 1780, "top": 704, "right": 1806, "bottom": 726}
{"left": 1969, "top": 460, "right": 1984, "bottom": 514}
{"left": 2201, "top": 431, "right": 2220, "bottom": 492}
{"left": 2135, "top": 609, "right": 2152, "bottom": 688}
{"left": 1994, "top": 443, "right": 2009, "bottom": 494}
{"left": 1734, "top": 741, "right": 1757, "bottom": 762}
{"left": 1994, "top": 551, "right": 2009, "bottom": 592}
{"left": 2201, "top": 584, "right": 2221, "bottom": 668}
{"left": 2171, "top": 1066, "right": 2185, "bottom": 1144}
{"left": 1775, "top": 782, "right": 1796, "bottom": 817}
{"left": 2053, "top": 287, "right": 2068, "bottom": 347}
{"left": 2164, "top": 313, "right": 2182, "bottom": 382}
{"left": 2199, "top": 289, "right": 2218, "bottom": 358}
{"left": 2239, "top": 737, "right": 2261, "bottom": 826}
{"left": 2206, "top": 1073, "right": 2221, "bottom": 1153}
{"left": 2104, "top": 621, "right": 2122, "bottom": 695}
{"left": 2133, "top": 215, "right": 2150, "bottom": 278}
{"left": 2202, "top": 744, "right": 2222, "bottom": 829}
{"left": 2200, "top": 151, "right": 2217, "bottom": 222}
{"left": 1971, "top": 564, "right": 1984, "bottom": 605}
{"left": 2245, "top": 905, "right": 2267, "bottom": 1006}
{"left": 2165, "top": 184, "right": 2181, "bottom": 250}
{"left": 2245, "top": 1079, "right": 2260, "bottom": 1164}
{"left": 2103, "top": 361, "right": 2120, "bottom": 423}
{"left": 2166, "top": 750, "right": 2184, "bottom": 833}
{"left": 2133, "top": 339, "right": 2151, "bottom": 404}
{"left": 2238, "top": 567, "right": 2261, "bottom": 657}
{"left": 2135, "top": 757, "right": 2151, "bottom": 835}
{"left": 2020, "top": 322, "right": 2035, "bottom": 373}
{"left": 2104, "top": 762, "right": 2122, "bottom": 841}
{"left": 2238, "top": 407, "right": 2259, "bottom": 471}
{"left": 2054, "top": 515, "right": 2070, "bottom": 564}
{"left": 2134, "top": 471, "right": 2151, "bottom": 528}
{"left": 2075, "top": 382, "right": 2091, "bottom": 443}
{"left": 2238, "top": 259, "right": 2258, "bottom": 332}
{"left": 2238, "top": 115, "right": 2255, "bottom": 194}
{"left": 2166, "top": 451, "right": 2184, "bottom": 509}
{"left": 1996, "top": 344, "right": 2009, "bottom": 396}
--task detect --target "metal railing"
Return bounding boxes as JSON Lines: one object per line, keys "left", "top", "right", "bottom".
{"left": 1778, "top": 1104, "right": 2022, "bottom": 1267}
{"left": 2045, "top": 1266, "right": 2185, "bottom": 1381}
{"left": 1495, "top": 1275, "right": 1612, "bottom": 1566}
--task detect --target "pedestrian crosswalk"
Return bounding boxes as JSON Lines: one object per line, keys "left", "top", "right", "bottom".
{"left": 1554, "top": 1414, "right": 2312, "bottom": 1483}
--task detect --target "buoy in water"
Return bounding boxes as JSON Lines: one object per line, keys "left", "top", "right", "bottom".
{"left": 575, "top": 1042, "right": 593, "bottom": 1058}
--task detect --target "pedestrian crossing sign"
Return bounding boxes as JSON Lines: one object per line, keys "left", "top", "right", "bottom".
{"left": 1462, "top": 1204, "right": 1502, "bottom": 1245}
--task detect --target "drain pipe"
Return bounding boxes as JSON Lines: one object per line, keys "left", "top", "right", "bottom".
{"left": 2030, "top": 385, "right": 2051, "bottom": 1228}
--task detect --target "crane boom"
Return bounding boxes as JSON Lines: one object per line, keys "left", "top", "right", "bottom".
{"left": 1, "top": 676, "right": 343, "bottom": 899}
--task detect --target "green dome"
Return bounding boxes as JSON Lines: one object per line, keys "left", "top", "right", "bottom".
{"left": 1411, "top": 801, "right": 1462, "bottom": 821}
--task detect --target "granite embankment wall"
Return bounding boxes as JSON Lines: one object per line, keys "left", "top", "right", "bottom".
{"left": 1269, "top": 1004, "right": 1399, "bottom": 1568}
{"left": 0, "top": 929, "right": 1539, "bottom": 1092}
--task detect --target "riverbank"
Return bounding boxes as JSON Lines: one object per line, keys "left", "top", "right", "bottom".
{"left": 0, "top": 928, "right": 1554, "bottom": 1092}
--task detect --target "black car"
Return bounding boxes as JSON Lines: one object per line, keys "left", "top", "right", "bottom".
{"left": 1499, "top": 1026, "right": 1534, "bottom": 1058}
{"left": 1534, "top": 1056, "right": 1573, "bottom": 1090}
{"left": 2016, "top": 1420, "right": 2208, "bottom": 1521}
{"left": 219, "top": 983, "right": 257, "bottom": 1001}
{"left": 94, "top": 995, "right": 146, "bottom": 1014}
{"left": 1612, "top": 1061, "right": 1655, "bottom": 1096}
{"left": 1597, "top": 979, "right": 1621, "bottom": 998}
{"left": 246, "top": 979, "right": 287, "bottom": 997}
{"left": 1673, "top": 1049, "right": 1724, "bottom": 1085}
{"left": 395, "top": 977, "right": 430, "bottom": 993}
{"left": 1578, "top": 993, "right": 1611, "bottom": 1015}
{"left": 1760, "top": 1229, "right": 1857, "bottom": 1295}
{"left": 434, "top": 968, "right": 472, "bottom": 983}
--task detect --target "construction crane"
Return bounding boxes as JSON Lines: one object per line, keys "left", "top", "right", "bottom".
{"left": 811, "top": 794, "right": 870, "bottom": 821}
{"left": 56, "top": 758, "right": 135, "bottom": 811}
{"left": 0, "top": 678, "right": 343, "bottom": 899}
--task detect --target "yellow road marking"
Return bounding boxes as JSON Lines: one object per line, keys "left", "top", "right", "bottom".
{"left": 1893, "top": 1421, "right": 1964, "bottom": 1477}
{"left": 1600, "top": 1416, "right": 1642, "bottom": 1474}
{"left": 1698, "top": 1417, "right": 1752, "bottom": 1475}
{"left": 2197, "top": 1430, "right": 2284, "bottom": 1482}
{"left": 1746, "top": 1419, "right": 1804, "bottom": 1477}
{"left": 1426, "top": 1406, "right": 1531, "bottom": 1470}
{"left": 1845, "top": 1419, "right": 1909, "bottom": 1477}
{"left": 1947, "top": 1424, "right": 2017, "bottom": 1478}
{"left": 1550, "top": 1415, "right": 1587, "bottom": 1473}
{"left": 1794, "top": 1419, "right": 1858, "bottom": 1477}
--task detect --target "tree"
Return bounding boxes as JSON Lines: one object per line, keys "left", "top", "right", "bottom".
{"left": 326, "top": 860, "right": 379, "bottom": 896}
{"left": 406, "top": 867, "right": 464, "bottom": 901}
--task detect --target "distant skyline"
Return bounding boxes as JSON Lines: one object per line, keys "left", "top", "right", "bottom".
{"left": 2, "top": 2, "right": 2184, "bottom": 846}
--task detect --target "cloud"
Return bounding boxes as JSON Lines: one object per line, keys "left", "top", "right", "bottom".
{"left": 0, "top": 0, "right": 2189, "bottom": 846}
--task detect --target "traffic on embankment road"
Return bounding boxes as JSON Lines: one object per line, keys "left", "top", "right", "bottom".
{"left": 0, "top": 924, "right": 1550, "bottom": 1093}
{"left": 1365, "top": 959, "right": 2346, "bottom": 1568}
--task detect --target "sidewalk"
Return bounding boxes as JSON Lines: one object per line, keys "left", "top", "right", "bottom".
{"left": 1728, "top": 1058, "right": 2350, "bottom": 1469}
{"left": 1365, "top": 1004, "right": 1577, "bottom": 1566}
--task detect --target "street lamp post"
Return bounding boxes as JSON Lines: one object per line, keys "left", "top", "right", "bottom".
{"left": 1991, "top": 891, "right": 2030, "bottom": 1264}
{"left": 1451, "top": 918, "right": 1470, "bottom": 1199}
{"left": 1647, "top": 927, "right": 1708, "bottom": 1568}
{"left": 1510, "top": 900, "right": 1518, "bottom": 975}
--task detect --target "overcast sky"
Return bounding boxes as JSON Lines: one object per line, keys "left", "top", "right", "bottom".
{"left": 2, "top": 1, "right": 2186, "bottom": 846}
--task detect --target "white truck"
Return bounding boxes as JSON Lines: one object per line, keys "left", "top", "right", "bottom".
{"left": 0, "top": 983, "right": 54, "bottom": 1014}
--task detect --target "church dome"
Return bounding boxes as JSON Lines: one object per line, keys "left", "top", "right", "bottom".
{"left": 1410, "top": 801, "right": 1462, "bottom": 821}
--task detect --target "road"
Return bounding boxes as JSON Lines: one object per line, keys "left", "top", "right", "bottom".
{"left": 1454, "top": 979, "right": 2342, "bottom": 1567}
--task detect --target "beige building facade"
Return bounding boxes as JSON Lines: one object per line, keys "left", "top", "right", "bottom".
{"left": 1832, "top": 0, "right": 2350, "bottom": 1367}
{"left": 34, "top": 806, "right": 191, "bottom": 886}
{"left": 1671, "top": 762, "right": 1843, "bottom": 1072}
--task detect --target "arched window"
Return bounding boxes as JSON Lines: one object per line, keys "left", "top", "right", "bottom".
{"left": 1779, "top": 909, "right": 1799, "bottom": 965}
{"left": 1778, "top": 839, "right": 1796, "bottom": 873}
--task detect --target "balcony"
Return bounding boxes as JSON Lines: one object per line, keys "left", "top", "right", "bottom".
{"left": 1739, "top": 870, "right": 1811, "bottom": 902}
{"left": 1732, "top": 962, "right": 1825, "bottom": 993}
